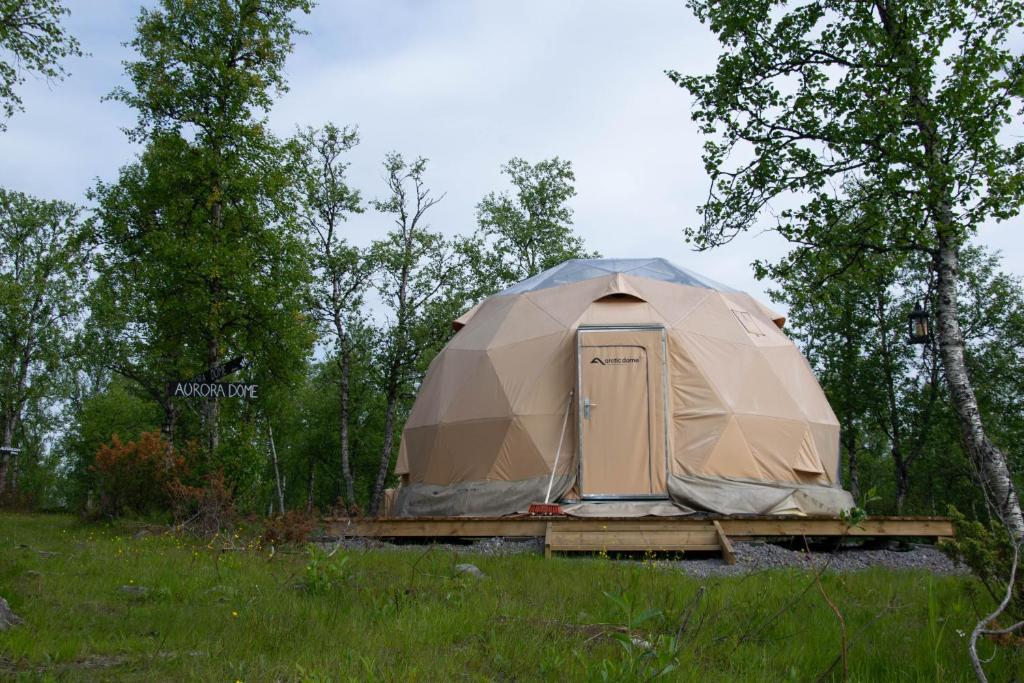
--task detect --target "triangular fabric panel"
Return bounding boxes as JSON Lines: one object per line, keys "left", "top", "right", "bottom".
{"left": 702, "top": 417, "right": 768, "bottom": 480}
{"left": 423, "top": 418, "right": 512, "bottom": 484}
{"left": 488, "top": 332, "right": 571, "bottom": 414}
{"left": 442, "top": 354, "right": 512, "bottom": 423}
{"left": 793, "top": 427, "right": 826, "bottom": 476}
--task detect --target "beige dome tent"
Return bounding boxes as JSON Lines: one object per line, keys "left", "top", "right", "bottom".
{"left": 393, "top": 258, "right": 854, "bottom": 517}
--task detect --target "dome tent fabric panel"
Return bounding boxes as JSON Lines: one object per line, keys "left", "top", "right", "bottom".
{"left": 393, "top": 258, "right": 853, "bottom": 517}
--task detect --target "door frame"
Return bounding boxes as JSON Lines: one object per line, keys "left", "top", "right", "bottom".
{"left": 575, "top": 324, "right": 670, "bottom": 501}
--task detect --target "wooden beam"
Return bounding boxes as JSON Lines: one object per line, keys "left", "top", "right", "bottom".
{"left": 324, "top": 518, "right": 548, "bottom": 538}
{"left": 546, "top": 527, "right": 719, "bottom": 554}
{"left": 322, "top": 515, "right": 954, "bottom": 542}
{"left": 716, "top": 517, "right": 954, "bottom": 538}
{"left": 713, "top": 521, "right": 735, "bottom": 565}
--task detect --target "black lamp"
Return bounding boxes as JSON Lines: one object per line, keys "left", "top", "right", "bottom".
{"left": 908, "top": 301, "right": 929, "bottom": 344}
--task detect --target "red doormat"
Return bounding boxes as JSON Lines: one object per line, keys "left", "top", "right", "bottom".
{"left": 528, "top": 503, "right": 563, "bottom": 516}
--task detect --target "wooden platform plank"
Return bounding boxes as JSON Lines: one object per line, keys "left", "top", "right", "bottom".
{"left": 716, "top": 518, "right": 954, "bottom": 537}
{"left": 323, "top": 515, "right": 954, "bottom": 543}
{"left": 545, "top": 527, "right": 720, "bottom": 555}
{"left": 713, "top": 521, "right": 735, "bottom": 565}
{"left": 325, "top": 518, "right": 548, "bottom": 538}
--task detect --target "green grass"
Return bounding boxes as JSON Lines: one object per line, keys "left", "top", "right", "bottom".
{"left": 0, "top": 512, "right": 1020, "bottom": 681}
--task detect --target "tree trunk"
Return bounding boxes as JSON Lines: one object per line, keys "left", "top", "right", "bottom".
{"left": 159, "top": 400, "right": 178, "bottom": 465}
{"left": 876, "top": 288, "right": 911, "bottom": 515}
{"left": 268, "top": 425, "right": 285, "bottom": 515}
{"left": 0, "top": 415, "right": 14, "bottom": 494}
{"left": 935, "top": 240, "right": 1024, "bottom": 537}
{"left": 202, "top": 336, "right": 220, "bottom": 455}
{"left": 338, "top": 334, "right": 356, "bottom": 509}
{"left": 894, "top": 456, "right": 909, "bottom": 514}
{"left": 305, "top": 457, "right": 315, "bottom": 514}
{"left": 369, "top": 385, "right": 399, "bottom": 517}
{"left": 204, "top": 180, "right": 224, "bottom": 456}
{"left": 842, "top": 429, "right": 859, "bottom": 502}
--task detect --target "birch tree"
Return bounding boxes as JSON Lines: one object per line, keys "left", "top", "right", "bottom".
{"left": 367, "top": 153, "right": 468, "bottom": 515}
{"left": 670, "top": 0, "right": 1024, "bottom": 536}
{"left": 0, "top": 189, "right": 89, "bottom": 494}
{"left": 470, "top": 157, "right": 597, "bottom": 294}
{"left": 292, "top": 123, "right": 370, "bottom": 509}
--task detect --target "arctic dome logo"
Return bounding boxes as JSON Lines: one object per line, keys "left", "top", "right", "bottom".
{"left": 590, "top": 357, "right": 640, "bottom": 366}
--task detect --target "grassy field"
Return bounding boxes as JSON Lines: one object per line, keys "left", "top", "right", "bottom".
{"left": 0, "top": 512, "right": 1020, "bottom": 681}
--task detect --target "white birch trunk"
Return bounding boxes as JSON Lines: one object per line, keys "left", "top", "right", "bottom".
{"left": 935, "top": 241, "right": 1024, "bottom": 538}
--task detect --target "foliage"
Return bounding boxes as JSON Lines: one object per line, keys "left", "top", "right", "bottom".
{"left": 90, "top": 431, "right": 189, "bottom": 519}
{"left": 2, "top": 512, "right": 1022, "bottom": 680}
{"left": 941, "top": 506, "right": 1024, "bottom": 620}
{"left": 0, "top": 0, "right": 82, "bottom": 129}
{"left": 292, "top": 122, "right": 369, "bottom": 351}
{"left": 774, "top": 240, "right": 1024, "bottom": 516}
{"left": 60, "top": 374, "right": 163, "bottom": 511}
{"left": 584, "top": 591, "right": 680, "bottom": 681}
{"left": 3, "top": 1, "right": 615, "bottom": 521}
{"left": 302, "top": 543, "right": 350, "bottom": 594}
{"left": 108, "top": 0, "right": 313, "bottom": 144}
{"left": 2, "top": 397, "right": 61, "bottom": 509}
{"left": 0, "top": 188, "right": 90, "bottom": 497}
{"left": 468, "top": 156, "right": 597, "bottom": 294}
{"left": 840, "top": 487, "right": 882, "bottom": 529}
{"left": 89, "top": 0, "right": 317, "bottom": 460}
{"left": 269, "top": 348, "right": 385, "bottom": 512}
{"left": 167, "top": 470, "right": 235, "bottom": 536}
{"left": 669, "top": 0, "right": 1024, "bottom": 256}
{"left": 771, "top": 222, "right": 940, "bottom": 510}
{"left": 261, "top": 509, "right": 316, "bottom": 547}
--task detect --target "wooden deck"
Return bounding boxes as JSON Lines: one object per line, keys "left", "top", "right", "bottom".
{"left": 322, "top": 515, "right": 954, "bottom": 563}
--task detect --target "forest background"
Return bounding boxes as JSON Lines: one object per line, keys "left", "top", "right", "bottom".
{"left": 0, "top": 0, "right": 1021, "bottom": 527}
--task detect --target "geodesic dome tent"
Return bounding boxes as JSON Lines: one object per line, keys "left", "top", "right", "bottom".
{"left": 393, "top": 258, "right": 854, "bottom": 517}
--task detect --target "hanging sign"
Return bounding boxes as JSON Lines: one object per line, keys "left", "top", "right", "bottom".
{"left": 189, "top": 357, "right": 247, "bottom": 383}
{"left": 167, "top": 381, "right": 259, "bottom": 399}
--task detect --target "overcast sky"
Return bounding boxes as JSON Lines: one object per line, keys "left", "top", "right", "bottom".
{"left": 1, "top": 0, "right": 1020, "bottom": 307}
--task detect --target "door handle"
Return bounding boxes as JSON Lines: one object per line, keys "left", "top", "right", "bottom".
{"left": 584, "top": 397, "right": 598, "bottom": 420}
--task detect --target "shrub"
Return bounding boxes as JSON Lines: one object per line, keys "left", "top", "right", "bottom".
{"left": 302, "top": 544, "right": 350, "bottom": 594}
{"left": 91, "top": 431, "right": 187, "bottom": 518}
{"left": 261, "top": 510, "right": 316, "bottom": 547}
{"left": 167, "top": 470, "right": 235, "bottom": 536}
{"left": 940, "top": 506, "right": 1023, "bottom": 620}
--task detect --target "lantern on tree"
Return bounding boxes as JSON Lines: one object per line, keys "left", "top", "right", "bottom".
{"left": 908, "top": 301, "right": 929, "bottom": 344}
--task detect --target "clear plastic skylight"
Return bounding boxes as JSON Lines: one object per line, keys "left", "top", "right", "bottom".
{"left": 497, "top": 258, "right": 738, "bottom": 296}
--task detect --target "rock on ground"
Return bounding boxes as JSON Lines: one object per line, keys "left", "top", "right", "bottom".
{"left": 0, "top": 597, "right": 23, "bottom": 630}
{"left": 454, "top": 563, "right": 487, "bottom": 579}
